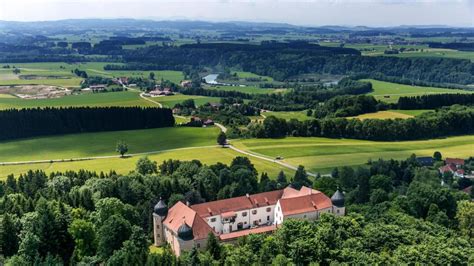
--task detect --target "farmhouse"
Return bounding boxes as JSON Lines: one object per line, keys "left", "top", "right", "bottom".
{"left": 89, "top": 84, "right": 106, "bottom": 91}
{"left": 440, "top": 157, "right": 467, "bottom": 178}
{"left": 180, "top": 80, "right": 192, "bottom": 88}
{"left": 153, "top": 186, "right": 345, "bottom": 256}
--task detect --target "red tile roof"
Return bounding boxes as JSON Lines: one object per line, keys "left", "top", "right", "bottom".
{"left": 164, "top": 201, "right": 214, "bottom": 240}
{"left": 219, "top": 225, "right": 276, "bottom": 241}
{"left": 440, "top": 164, "right": 457, "bottom": 174}
{"left": 446, "top": 158, "right": 465, "bottom": 166}
{"left": 191, "top": 190, "right": 283, "bottom": 218}
{"left": 279, "top": 190, "right": 332, "bottom": 216}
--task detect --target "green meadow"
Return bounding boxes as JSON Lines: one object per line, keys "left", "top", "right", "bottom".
{"left": 0, "top": 91, "right": 154, "bottom": 109}
{"left": 365, "top": 79, "right": 473, "bottom": 103}
{"left": 264, "top": 110, "right": 312, "bottom": 121}
{"left": 0, "top": 62, "right": 185, "bottom": 86}
{"left": 205, "top": 85, "right": 282, "bottom": 94}
{"left": 155, "top": 94, "right": 221, "bottom": 108}
{"left": 0, "top": 126, "right": 292, "bottom": 179}
{"left": 0, "top": 127, "right": 220, "bottom": 163}
{"left": 233, "top": 135, "right": 474, "bottom": 174}
{"left": 348, "top": 109, "right": 432, "bottom": 120}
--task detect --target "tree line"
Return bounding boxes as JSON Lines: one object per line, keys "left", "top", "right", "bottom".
{"left": 0, "top": 107, "right": 174, "bottom": 141}
{"left": 242, "top": 105, "right": 474, "bottom": 140}
{"left": 1, "top": 153, "right": 472, "bottom": 264}
{"left": 397, "top": 93, "right": 474, "bottom": 110}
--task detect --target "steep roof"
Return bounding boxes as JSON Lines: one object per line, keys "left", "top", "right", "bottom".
{"left": 163, "top": 201, "right": 214, "bottom": 240}
{"left": 446, "top": 158, "right": 465, "bottom": 166}
{"left": 191, "top": 190, "right": 283, "bottom": 218}
{"left": 279, "top": 189, "right": 332, "bottom": 216}
{"left": 440, "top": 164, "right": 457, "bottom": 174}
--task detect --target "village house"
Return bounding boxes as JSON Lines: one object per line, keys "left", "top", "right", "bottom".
{"left": 89, "top": 84, "right": 106, "bottom": 92}
{"left": 149, "top": 87, "right": 174, "bottom": 96}
{"left": 440, "top": 157, "right": 466, "bottom": 178}
{"left": 180, "top": 80, "right": 192, "bottom": 88}
{"left": 153, "top": 186, "right": 345, "bottom": 256}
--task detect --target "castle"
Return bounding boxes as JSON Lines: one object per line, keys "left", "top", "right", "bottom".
{"left": 153, "top": 186, "right": 345, "bottom": 256}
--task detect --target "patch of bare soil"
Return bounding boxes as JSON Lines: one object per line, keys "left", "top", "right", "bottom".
{"left": 0, "top": 85, "right": 71, "bottom": 99}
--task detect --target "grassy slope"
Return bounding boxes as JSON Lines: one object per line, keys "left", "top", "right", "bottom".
{"left": 233, "top": 135, "right": 474, "bottom": 174}
{"left": 0, "top": 91, "right": 154, "bottom": 109}
{"left": 365, "top": 79, "right": 473, "bottom": 103}
{"left": 0, "top": 127, "right": 220, "bottom": 162}
{"left": 156, "top": 94, "right": 221, "bottom": 108}
{"left": 265, "top": 111, "right": 312, "bottom": 121}
{"left": 0, "top": 146, "right": 293, "bottom": 179}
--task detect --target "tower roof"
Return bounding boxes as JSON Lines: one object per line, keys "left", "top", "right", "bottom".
{"left": 331, "top": 190, "right": 345, "bottom": 207}
{"left": 154, "top": 198, "right": 168, "bottom": 216}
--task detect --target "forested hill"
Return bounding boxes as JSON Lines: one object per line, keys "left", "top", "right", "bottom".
{"left": 110, "top": 42, "right": 474, "bottom": 85}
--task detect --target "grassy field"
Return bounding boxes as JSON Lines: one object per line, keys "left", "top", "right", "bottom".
{"left": 0, "top": 126, "right": 292, "bottom": 179}
{"left": 205, "top": 85, "right": 283, "bottom": 94}
{"left": 264, "top": 110, "right": 312, "bottom": 121}
{"left": 232, "top": 71, "right": 274, "bottom": 82}
{"left": 0, "top": 91, "right": 154, "bottom": 109}
{"left": 233, "top": 135, "right": 474, "bottom": 174}
{"left": 348, "top": 109, "right": 433, "bottom": 120}
{"left": 365, "top": 79, "right": 473, "bottom": 103}
{"left": 155, "top": 94, "right": 221, "bottom": 108}
{"left": 0, "top": 127, "right": 220, "bottom": 163}
{"left": 0, "top": 62, "right": 185, "bottom": 86}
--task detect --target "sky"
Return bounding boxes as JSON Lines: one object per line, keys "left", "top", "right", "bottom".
{"left": 0, "top": 0, "right": 473, "bottom": 27}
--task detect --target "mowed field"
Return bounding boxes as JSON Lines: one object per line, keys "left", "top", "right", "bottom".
{"left": 0, "top": 91, "right": 154, "bottom": 109}
{"left": 204, "top": 85, "right": 284, "bottom": 94}
{"left": 155, "top": 94, "right": 221, "bottom": 107}
{"left": 348, "top": 109, "right": 432, "bottom": 120}
{"left": 0, "top": 62, "right": 185, "bottom": 87}
{"left": 264, "top": 110, "right": 312, "bottom": 121}
{"left": 0, "top": 126, "right": 293, "bottom": 179}
{"left": 365, "top": 79, "right": 473, "bottom": 103}
{"left": 233, "top": 135, "right": 474, "bottom": 174}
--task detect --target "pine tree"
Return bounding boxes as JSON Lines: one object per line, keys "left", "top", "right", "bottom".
{"left": 276, "top": 171, "right": 288, "bottom": 188}
{"left": 292, "top": 165, "right": 311, "bottom": 189}
{"left": 0, "top": 213, "right": 19, "bottom": 257}
{"left": 206, "top": 233, "right": 221, "bottom": 260}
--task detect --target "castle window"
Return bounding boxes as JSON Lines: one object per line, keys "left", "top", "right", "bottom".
{"left": 197, "top": 243, "right": 201, "bottom": 248}
{"left": 156, "top": 224, "right": 160, "bottom": 229}
{"left": 266, "top": 207, "right": 271, "bottom": 212}
{"left": 252, "top": 210, "right": 257, "bottom": 215}
{"left": 210, "top": 218, "right": 216, "bottom": 222}
{"left": 267, "top": 216, "right": 270, "bottom": 221}
{"left": 337, "top": 209, "right": 340, "bottom": 214}
{"left": 242, "top": 212, "right": 247, "bottom": 217}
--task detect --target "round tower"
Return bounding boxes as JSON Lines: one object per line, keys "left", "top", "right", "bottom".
{"left": 153, "top": 198, "right": 168, "bottom": 246}
{"left": 331, "top": 189, "right": 345, "bottom": 216}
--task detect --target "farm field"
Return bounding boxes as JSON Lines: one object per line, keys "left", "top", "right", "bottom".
{"left": 0, "top": 146, "right": 293, "bottom": 179}
{"left": 348, "top": 109, "right": 432, "bottom": 120}
{"left": 0, "top": 91, "right": 153, "bottom": 109}
{"left": 264, "top": 110, "right": 312, "bottom": 121}
{"left": 205, "top": 85, "right": 283, "bottom": 94}
{"left": 365, "top": 79, "right": 473, "bottom": 103}
{"left": 233, "top": 135, "right": 474, "bottom": 174}
{"left": 0, "top": 127, "right": 220, "bottom": 163}
{"left": 155, "top": 94, "right": 221, "bottom": 107}
{"left": 390, "top": 49, "right": 474, "bottom": 62}
{"left": 232, "top": 71, "right": 275, "bottom": 82}
{"left": 0, "top": 62, "right": 185, "bottom": 85}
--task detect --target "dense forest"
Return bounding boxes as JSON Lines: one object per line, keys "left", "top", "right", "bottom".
{"left": 0, "top": 107, "right": 174, "bottom": 141}
{"left": 397, "top": 93, "right": 474, "bottom": 110}
{"left": 0, "top": 154, "right": 472, "bottom": 265}
{"left": 113, "top": 42, "right": 474, "bottom": 85}
{"left": 242, "top": 105, "right": 474, "bottom": 140}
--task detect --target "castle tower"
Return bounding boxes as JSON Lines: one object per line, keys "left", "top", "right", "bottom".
{"left": 331, "top": 189, "right": 345, "bottom": 216}
{"left": 153, "top": 198, "right": 168, "bottom": 246}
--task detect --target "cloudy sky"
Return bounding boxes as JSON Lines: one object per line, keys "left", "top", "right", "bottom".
{"left": 0, "top": 0, "right": 473, "bottom": 27}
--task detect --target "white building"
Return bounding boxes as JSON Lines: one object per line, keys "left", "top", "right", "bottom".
{"left": 153, "top": 186, "right": 345, "bottom": 256}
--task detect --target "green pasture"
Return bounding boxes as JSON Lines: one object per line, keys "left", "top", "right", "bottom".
{"left": 155, "top": 94, "right": 221, "bottom": 108}
{"left": 233, "top": 135, "right": 474, "bottom": 174}
{"left": 365, "top": 79, "right": 473, "bottom": 103}
{"left": 0, "top": 91, "right": 153, "bottom": 109}
{"left": 232, "top": 71, "right": 274, "bottom": 82}
{"left": 205, "top": 85, "right": 282, "bottom": 94}
{"left": 0, "top": 126, "right": 293, "bottom": 179}
{"left": 264, "top": 110, "right": 312, "bottom": 121}
{"left": 348, "top": 109, "right": 432, "bottom": 120}
{"left": 0, "top": 62, "right": 185, "bottom": 85}
{"left": 0, "top": 127, "right": 219, "bottom": 163}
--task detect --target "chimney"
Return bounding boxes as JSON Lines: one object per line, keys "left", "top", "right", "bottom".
{"left": 246, "top": 193, "right": 250, "bottom": 198}
{"left": 186, "top": 201, "right": 190, "bottom": 206}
